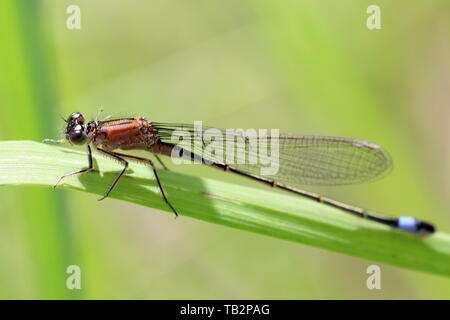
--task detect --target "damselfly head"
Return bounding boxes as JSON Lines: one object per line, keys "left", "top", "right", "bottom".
{"left": 65, "top": 112, "right": 87, "bottom": 145}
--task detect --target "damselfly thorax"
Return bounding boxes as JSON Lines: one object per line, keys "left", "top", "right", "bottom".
{"left": 85, "top": 117, "right": 160, "bottom": 151}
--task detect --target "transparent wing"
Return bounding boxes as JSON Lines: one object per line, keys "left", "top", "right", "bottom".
{"left": 152, "top": 122, "right": 393, "bottom": 187}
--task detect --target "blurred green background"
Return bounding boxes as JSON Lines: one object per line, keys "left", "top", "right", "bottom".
{"left": 0, "top": 0, "right": 449, "bottom": 299}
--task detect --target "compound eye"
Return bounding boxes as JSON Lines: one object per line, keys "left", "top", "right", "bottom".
{"left": 67, "top": 127, "right": 87, "bottom": 145}
{"left": 68, "top": 112, "right": 85, "bottom": 125}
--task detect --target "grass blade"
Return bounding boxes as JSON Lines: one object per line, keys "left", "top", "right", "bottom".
{"left": 1, "top": 140, "right": 450, "bottom": 277}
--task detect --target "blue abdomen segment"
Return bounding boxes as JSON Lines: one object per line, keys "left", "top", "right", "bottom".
{"left": 398, "top": 216, "right": 419, "bottom": 232}
{"left": 396, "top": 216, "right": 436, "bottom": 234}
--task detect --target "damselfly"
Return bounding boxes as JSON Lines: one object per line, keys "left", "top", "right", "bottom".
{"left": 44, "top": 112, "right": 436, "bottom": 235}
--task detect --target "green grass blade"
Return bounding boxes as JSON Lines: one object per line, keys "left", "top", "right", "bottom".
{"left": 0, "top": 1, "right": 78, "bottom": 298}
{"left": 1, "top": 140, "right": 450, "bottom": 277}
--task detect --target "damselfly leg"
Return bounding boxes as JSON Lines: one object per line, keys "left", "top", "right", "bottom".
{"left": 103, "top": 151, "right": 178, "bottom": 216}
{"left": 53, "top": 145, "right": 94, "bottom": 188}
{"left": 95, "top": 148, "right": 129, "bottom": 201}
{"left": 154, "top": 154, "right": 169, "bottom": 170}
